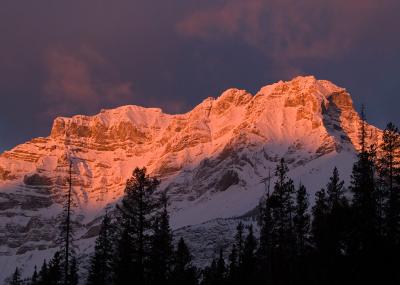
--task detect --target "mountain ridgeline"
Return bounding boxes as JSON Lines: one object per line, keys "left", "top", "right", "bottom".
{"left": 0, "top": 76, "right": 398, "bottom": 284}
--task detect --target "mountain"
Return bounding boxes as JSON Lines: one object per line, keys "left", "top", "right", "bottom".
{"left": 0, "top": 76, "right": 381, "bottom": 282}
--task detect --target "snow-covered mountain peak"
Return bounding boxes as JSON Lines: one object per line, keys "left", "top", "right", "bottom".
{"left": 48, "top": 76, "right": 352, "bottom": 144}
{"left": 0, "top": 76, "right": 382, "bottom": 282}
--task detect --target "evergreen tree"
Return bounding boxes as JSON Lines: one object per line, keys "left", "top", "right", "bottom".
{"left": 148, "top": 192, "right": 174, "bottom": 284}
{"left": 67, "top": 257, "right": 78, "bottom": 285}
{"left": 269, "top": 158, "right": 295, "bottom": 253}
{"left": 293, "top": 183, "right": 310, "bottom": 256}
{"left": 64, "top": 162, "right": 73, "bottom": 285}
{"left": 170, "top": 238, "right": 198, "bottom": 285}
{"left": 359, "top": 104, "right": 367, "bottom": 153}
{"left": 241, "top": 225, "right": 257, "bottom": 283}
{"left": 325, "top": 167, "right": 349, "bottom": 257}
{"left": 227, "top": 245, "right": 238, "bottom": 284}
{"left": 293, "top": 184, "right": 311, "bottom": 285}
{"left": 38, "top": 260, "right": 49, "bottom": 285}
{"left": 31, "top": 266, "right": 39, "bottom": 285}
{"left": 326, "top": 167, "right": 346, "bottom": 209}
{"left": 9, "top": 267, "right": 22, "bottom": 285}
{"left": 227, "top": 222, "right": 246, "bottom": 285}
{"left": 113, "top": 226, "right": 134, "bottom": 285}
{"left": 314, "top": 168, "right": 350, "bottom": 284}
{"left": 266, "top": 159, "right": 296, "bottom": 284}
{"left": 33, "top": 247, "right": 74, "bottom": 285}
{"left": 348, "top": 108, "right": 382, "bottom": 283}
{"left": 378, "top": 123, "right": 400, "bottom": 283}
{"left": 258, "top": 196, "right": 273, "bottom": 255}
{"left": 216, "top": 248, "right": 227, "bottom": 284}
{"left": 234, "top": 222, "right": 244, "bottom": 267}
{"left": 311, "top": 189, "right": 330, "bottom": 283}
{"left": 86, "top": 214, "right": 114, "bottom": 285}
{"left": 202, "top": 249, "right": 226, "bottom": 285}
{"left": 379, "top": 123, "right": 400, "bottom": 245}
{"left": 113, "top": 167, "right": 160, "bottom": 284}
{"left": 47, "top": 251, "right": 63, "bottom": 285}
{"left": 257, "top": 185, "right": 274, "bottom": 283}
{"left": 56, "top": 161, "right": 77, "bottom": 285}
{"left": 312, "top": 189, "right": 329, "bottom": 254}
{"left": 201, "top": 259, "right": 218, "bottom": 285}
{"left": 350, "top": 132, "right": 379, "bottom": 253}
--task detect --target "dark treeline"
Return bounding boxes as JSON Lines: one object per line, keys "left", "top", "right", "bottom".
{"left": 201, "top": 122, "right": 400, "bottom": 285}
{"left": 14, "top": 168, "right": 198, "bottom": 285}
{"left": 10, "top": 122, "right": 399, "bottom": 285}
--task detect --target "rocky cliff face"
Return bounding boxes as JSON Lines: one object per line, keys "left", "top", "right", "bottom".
{"left": 0, "top": 76, "right": 381, "bottom": 281}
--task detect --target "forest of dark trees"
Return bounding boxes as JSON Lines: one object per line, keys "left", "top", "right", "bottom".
{"left": 8, "top": 121, "right": 400, "bottom": 285}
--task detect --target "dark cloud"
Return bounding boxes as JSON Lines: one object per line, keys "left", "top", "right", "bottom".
{"left": 0, "top": 0, "right": 399, "bottom": 151}
{"left": 177, "top": 0, "right": 399, "bottom": 62}
{"left": 42, "top": 46, "right": 134, "bottom": 117}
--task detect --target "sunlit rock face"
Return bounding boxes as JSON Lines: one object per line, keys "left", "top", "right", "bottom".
{"left": 0, "top": 76, "right": 381, "bottom": 281}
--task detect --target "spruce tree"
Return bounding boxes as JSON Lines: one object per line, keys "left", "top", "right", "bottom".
{"left": 359, "top": 104, "right": 368, "bottom": 153}
{"left": 86, "top": 214, "right": 114, "bottom": 285}
{"left": 113, "top": 226, "right": 134, "bottom": 285}
{"left": 228, "top": 222, "right": 246, "bottom": 285}
{"left": 293, "top": 183, "right": 310, "bottom": 256}
{"left": 202, "top": 259, "right": 218, "bottom": 285}
{"left": 227, "top": 245, "right": 238, "bottom": 284}
{"left": 379, "top": 123, "right": 400, "bottom": 245}
{"left": 326, "top": 167, "right": 346, "bottom": 209}
{"left": 311, "top": 189, "right": 330, "bottom": 283}
{"left": 293, "top": 184, "right": 311, "bottom": 284}
{"left": 31, "top": 266, "right": 39, "bottom": 285}
{"left": 38, "top": 260, "right": 49, "bottom": 285}
{"left": 170, "top": 238, "right": 198, "bottom": 285}
{"left": 64, "top": 162, "right": 73, "bottom": 285}
{"left": 378, "top": 123, "right": 400, "bottom": 283}
{"left": 241, "top": 225, "right": 257, "bottom": 283}
{"left": 258, "top": 197, "right": 273, "bottom": 249}
{"left": 216, "top": 248, "right": 227, "bottom": 284}
{"left": 202, "top": 249, "right": 226, "bottom": 285}
{"left": 325, "top": 167, "right": 349, "bottom": 257}
{"left": 148, "top": 192, "right": 174, "bottom": 284}
{"left": 46, "top": 251, "right": 63, "bottom": 285}
{"left": 9, "top": 267, "right": 22, "bottom": 285}
{"left": 348, "top": 107, "right": 381, "bottom": 283}
{"left": 67, "top": 257, "right": 78, "bottom": 285}
{"left": 234, "top": 222, "right": 244, "bottom": 267}
{"left": 113, "top": 167, "right": 160, "bottom": 284}
{"left": 268, "top": 158, "right": 296, "bottom": 282}
{"left": 270, "top": 159, "right": 295, "bottom": 250}
{"left": 56, "top": 160, "right": 77, "bottom": 285}
{"left": 312, "top": 189, "right": 329, "bottom": 254}
{"left": 257, "top": 191, "right": 274, "bottom": 283}
{"left": 350, "top": 122, "right": 379, "bottom": 254}
{"left": 312, "top": 168, "right": 350, "bottom": 284}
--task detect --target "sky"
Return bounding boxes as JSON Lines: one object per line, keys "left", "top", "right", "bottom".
{"left": 0, "top": 0, "right": 399, "bottom": 151}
